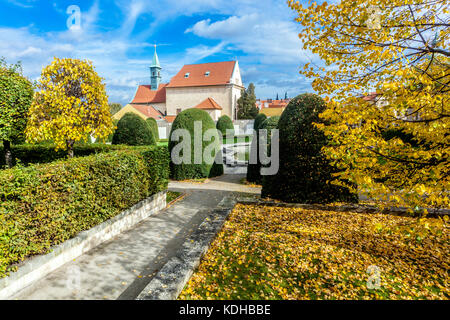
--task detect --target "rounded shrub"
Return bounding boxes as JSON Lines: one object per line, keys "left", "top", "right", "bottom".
{"left": 261, "top": 93, "right": 358, "bottom": 204}
{"left": 146, "top": 117, "right": 160, "bottom": 142}
{"left": 112, "top": 112, "right": 156, "bottom": 146}
{"left": 253, "top": 113, "right": 267, "bottom": 131}
{"left": 169, "top": 108, "right": 222, "bottom": 180}
{"left": 246, "top": 113, "right": 268, "bottom": 183}
{"left": 216, "top": 115, "right": 234, "bottom": 136}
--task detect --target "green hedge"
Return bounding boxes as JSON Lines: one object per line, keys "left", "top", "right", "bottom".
{"left": 0, "top": 146, "right": 169, "bottom": 278}
{"left": 169, "top": 108, "right": 222, "bottom": 180}
{"left": 216, "top": 115, "right": 234, "bottom": 136}
{"left": 146, "top": 117, "right": 160, "bottom": 142}
{"left": 112, "top": 112, "right": 156, "bottom": 146}
{"left": 0, "top": 143, "right": 136, "bottom": 168}
{"left": 246, "top": 114, "right": 268, "bottom": 183}
{"left": 262, "top": 93, "right": 358, "bottom": 204}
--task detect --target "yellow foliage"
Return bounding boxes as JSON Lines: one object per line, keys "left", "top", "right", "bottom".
{"left": 26, "top": 57, "right": 114, "bottom": 151}
{"left": 288, "top": 0, "right": 449, "bottom": 209}
{"left": 179, "top": 204, "right": 449, "bottom": 300}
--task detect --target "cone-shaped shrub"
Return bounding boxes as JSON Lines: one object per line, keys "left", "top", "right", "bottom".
{"left": 169, "top": 108, "right": 222, "bottom": 180}
{"left": 216, "top": 115, "right": 234, "bottom": 136}
{"left": 262, "top": 93, "right": 358, "bottom": 204}
{"left": 146, "top": 117, "right": 160, "bottom": 142}
{"left": 112, "top": 113, "right": 156, "bottom": 146}
{"left": 246, "top": 113, "right": 267, "bottom": 183}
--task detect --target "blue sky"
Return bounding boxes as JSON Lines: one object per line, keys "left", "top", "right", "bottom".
{"left": 0, "top": 0, "right": 315, "bottom": 105}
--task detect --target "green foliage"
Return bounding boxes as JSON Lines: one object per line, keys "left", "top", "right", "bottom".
{"left": 0, "top": 146, "right": 169, "bottom": 278}
{"left": 0, "top": 59, "right": 34, "bottom": 167}
{"left": 253, "top": 113, "right": 267, "bottom": 131}
{"left": 112, "top": 113, "right": 156, "bottom": 146}
{"left": 262, "top": 93, "right": 358, "bottom": 204}
{"left": 0, "top": 143, "right": 139, "bottom": 168}
{"left": 105, "top": 119, "right": 119, "bottom": 143}
{"left": 237, "top": 83, "right": 259, "bottom": 119}
{"left": 109, "top": 103, "right": 122, "bottom": 115}
{"left": 216, "top": 115, "right": 234, "bottom": 136}
{"left": 146, "top": 117, "right": 160, "bottom": 142}
{"left": 247, "top": 113, "right": 268, "bottom": 183}
{"left": 169, "top": 108, "right": 222, "bottom": 180}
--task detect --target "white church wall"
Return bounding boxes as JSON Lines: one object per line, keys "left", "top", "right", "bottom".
{"left": 166, "top": 85, "right": 238, "bottom": 119}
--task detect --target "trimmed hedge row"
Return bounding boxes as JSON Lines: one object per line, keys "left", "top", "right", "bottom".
{"left": 0, "top": 146, "right": 169, "bottom": 278}
{"left": 0, "top": 143, "right": 139, "bottom": 167}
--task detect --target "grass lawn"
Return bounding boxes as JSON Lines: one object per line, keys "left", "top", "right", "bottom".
{"left": 179, "top": 204, "right": 449, "bottom": 300}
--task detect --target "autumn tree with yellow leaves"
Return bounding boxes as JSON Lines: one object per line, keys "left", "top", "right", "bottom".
{"left": 289, "top": 0, "right": 449, "bottom": 210}
{"left": 26, "top": 58, "right": 114, "bottom": 157}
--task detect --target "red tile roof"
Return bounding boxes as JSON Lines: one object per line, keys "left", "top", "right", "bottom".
{"left": 130, "top": 104, "right": 165, "bottom": 120}
{"left": 195, "top": 97, "right": 223, "bottom": 110}
{"left": 166, "top": 61, "right": 236, "bottom": 88}
{"left": 131, "top": 83, "right": 168, "bottom": 104}
{"left": 257, "top": 99, "right": 290, "bottom": 109}
{"left": 164, "top": 115, "right": 176, "bottom": 123}
{"left": 362, "top": 92, "right": 378, "bottom": 102}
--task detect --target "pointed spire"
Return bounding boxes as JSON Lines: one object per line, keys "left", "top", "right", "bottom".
{"left": 151, "top": 45, "right": 160, "bottom": 68}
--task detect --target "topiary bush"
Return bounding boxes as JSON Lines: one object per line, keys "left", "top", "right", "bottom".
{"left": 253, "top": 113, "right": 267, "bottom": 132}
{"left": 262, "top": 93, "right": 358, "bottom": 204}
{"left": 0, "top": 146, "right": 169, "bottom": 277}
{"left": 112, "top": 113, "right": 156, "bottom": 146}
{"left": 146, "top": 117, "right": 160, "bottom": 142}
{"left": 246, "top": 113, "right": 268, "bottom": 183}
{"left": 169, "top": 108, "right": 222, "bottom": 180}
{"left": 216, "top": 115, "right": 234, "bottom": 136}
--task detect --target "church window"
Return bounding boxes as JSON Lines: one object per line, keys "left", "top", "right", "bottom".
{"left": 205, "top": 71, "right": 210, "bottom": 76}
{"left": 184, "top": 72, "right": 190, "bottom": 78}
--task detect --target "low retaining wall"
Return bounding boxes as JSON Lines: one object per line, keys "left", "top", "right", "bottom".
{"left": 0, "top": 191, "right": 167, "bottom": 300}
{"left": 237, "top": 198, "right": 450, "bottom": 217}
{"left": 137, "top": 196, "right": 236, "bottom": 300}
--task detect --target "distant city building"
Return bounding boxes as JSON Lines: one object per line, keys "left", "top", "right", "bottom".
{"left": 114, "top": 47, "right": 244, "bottom": 123}
{"left": 256, "top": 98, "right": 291, "bottom": 117}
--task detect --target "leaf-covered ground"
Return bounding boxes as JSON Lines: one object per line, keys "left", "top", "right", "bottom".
{"left": 179, "top": 204, "right": 449, "bottom": 300}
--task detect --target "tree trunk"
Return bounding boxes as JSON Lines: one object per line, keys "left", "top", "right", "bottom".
{"left": 67, "top": 140, "right": 75, "bottom": 158}
{"left": 3, "top": 140, "right": 13, "bottom": 168}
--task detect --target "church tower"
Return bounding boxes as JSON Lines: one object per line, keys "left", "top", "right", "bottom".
{"left": 150, "top": 46, "right": 162, "bottom": 90}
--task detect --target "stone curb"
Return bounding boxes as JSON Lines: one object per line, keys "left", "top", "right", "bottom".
{"left": 136, "top": 196, "right": 236, "bottom": 300}
{"left": 236, "top": 198, "right": 450, "bottom": 217}
{"left": 0, "top": 191, "right": 167, "bottom": 300}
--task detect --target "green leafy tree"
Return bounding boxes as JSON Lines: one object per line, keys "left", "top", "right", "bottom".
{"left": 109, "top": 103, "right": 122, "bottom": 115}
{"left": 237, "top": 83, "right": 259, "bottom": 119}
{"left": 0, "top": 58, "right": 33, "bottom": 167}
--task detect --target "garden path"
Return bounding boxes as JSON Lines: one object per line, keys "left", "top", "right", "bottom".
{"left": 12, "top": 174, "right": 260, "bottom": 300}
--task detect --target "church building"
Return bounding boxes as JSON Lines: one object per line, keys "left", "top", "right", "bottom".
{"left": 114, "top": 47, "right": 244, "bottom": 123}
